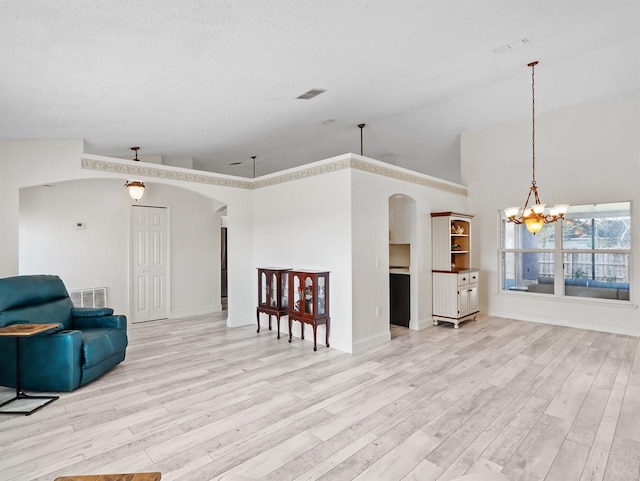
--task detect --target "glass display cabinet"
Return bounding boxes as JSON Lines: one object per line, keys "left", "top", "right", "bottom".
{"left": 256, "top": 267, "right": 291, "bottom": 339}
{"left": 288, "top": 270, "right": 330, "bottom": 351}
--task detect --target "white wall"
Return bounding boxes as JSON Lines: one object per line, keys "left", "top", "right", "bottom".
{"left": 251, "top": 155, "right": 470, "bottom": 353}
{"left": 0, "top": 142, "right": 255, "bottom": 328}
{"left": 251, "top": 167, "right": 353, "bottom": 352}
{"left": 350, "top": 164, "right": 468, "bottom": 352}
{"left": 461, "top": 91, "right": 640, "bottom": 336}
{"left": 0, "top": 139, "right": 86, "bottom": 276}
{"left": 19, "top": 178, "right": 222, "bottom": 319}
{"left": 2, "top": 141, "right": 473, "bottom": 352}
{"left": 157, "top": 186, "right": 221, "bottom": 318}
{"left": 19, "top": 179, "right": 131, "bottom": 315}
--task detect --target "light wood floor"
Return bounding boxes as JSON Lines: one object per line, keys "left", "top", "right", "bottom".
{"left": 1, "top": 313, "right": 639, "bottom": 481}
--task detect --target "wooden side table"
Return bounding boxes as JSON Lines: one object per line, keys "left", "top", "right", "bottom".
{"left": 54, "top": 473, "right": 161, "bottom": 481}
{"left": 0, "top": 323, "right": 61, "bottom": 415}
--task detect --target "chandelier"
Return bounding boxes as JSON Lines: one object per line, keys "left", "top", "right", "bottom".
{"left": 504, "top": 61, "right": 568, "bottom": 234}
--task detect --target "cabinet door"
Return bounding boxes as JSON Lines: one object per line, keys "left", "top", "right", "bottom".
{"left": 433, "top": 273, "right": 458, "bottom": 317}
{"left": 431, "top": 216, "right": 452, "bottom": 270}
{"left": 468, "top": 285, "right": 479, "bottom": 313}
{"left": 458, "top": 287, "right": 470, "bottom": 318}
{"left": 394, "top": 207, "right": 410, "bottom": 244}
{"left": 390, "top": 196, "right": 411, "bottom": 244}
{"left": 390, "top": 274, "right": 410, "bottom": 327}
{"left": 259, "top": 271, "right": 268, "bottom": 306}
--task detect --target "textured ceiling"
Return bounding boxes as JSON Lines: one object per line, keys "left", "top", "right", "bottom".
{"left": 1, "top": 0, "right": 638, "bottom": 182}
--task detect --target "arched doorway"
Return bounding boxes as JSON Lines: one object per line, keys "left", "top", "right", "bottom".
{"left": 388, "top": 193, "right": 417, "bottom": 329}
{"left": 18, "top": 178, "right": 225, "bottom": 322}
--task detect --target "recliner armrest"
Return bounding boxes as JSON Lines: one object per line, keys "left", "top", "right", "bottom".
{"left": 72, "top": 307, "right": 114, "bottom": 317}
{"left": 19, "top": 329, "right": 83, "bottom": 391}
{"left": 0, "top": 319, "right": 29, "bottom": 328}
{"left": 72, "top": 314, "right": 127, "bottom": 331}
{"left": 0, "top": 320, "right": 64, "bottom": 331}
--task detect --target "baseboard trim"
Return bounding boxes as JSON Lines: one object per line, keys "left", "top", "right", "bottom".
{"left": 227, "top": 316, "right": 253, "bottom": 328}
{"left": 170, "top": 305, "right": 221, "bottom": 319}
{"left": 351, "top": 330, "right": 391, "bottom": 354}
{"left": 410, "top": 317, "right": 434, "bottom": 331}
{"left": 513, "top": 314, "right": 640, "bottom": 338}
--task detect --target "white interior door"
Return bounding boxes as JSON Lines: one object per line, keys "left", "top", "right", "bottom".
{"left": 132, "top": 206, "right": 169, "bottom": 323}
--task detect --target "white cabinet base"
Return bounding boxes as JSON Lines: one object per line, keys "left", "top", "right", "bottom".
{"left": 432, "top": 270, "right": 479, "bottom": 329}
{"left": 433, "top": 311, "right": 478, "bottom": 329}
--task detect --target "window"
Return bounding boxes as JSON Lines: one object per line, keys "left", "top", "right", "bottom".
{"left": 501, "top": 202, "right": 631, "bottom": 301}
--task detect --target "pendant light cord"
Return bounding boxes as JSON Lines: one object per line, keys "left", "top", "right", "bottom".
{"left": 358, "top": 123, "right": 365, "bottom": 156}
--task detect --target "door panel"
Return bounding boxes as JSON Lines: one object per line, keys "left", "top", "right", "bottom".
{"left": 132, "top": 206, "right": 169, "bottom": 323}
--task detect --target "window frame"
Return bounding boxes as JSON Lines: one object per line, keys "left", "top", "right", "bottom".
{"left": 499, "top": 201, "right": 632, "bottom": 302}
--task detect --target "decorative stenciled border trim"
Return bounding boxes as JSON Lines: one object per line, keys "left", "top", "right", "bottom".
{"left": 350, "top": 159, "right": 467, "bottom": 195}
{"left": 82, "top": 156, "right": 467, "bottom": 196}
{"left": 254, "top": 158, "right": 467, "bottom": 195}
{"left": 81, "top": 157, "right": 253, "bottom": 189}
{"left": 252, "top": 158, "right": 352, "bottom": 189}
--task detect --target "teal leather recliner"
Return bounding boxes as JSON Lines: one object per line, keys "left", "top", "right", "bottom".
{"left": 0, "top": 275, "right": 128, "bottom": 392}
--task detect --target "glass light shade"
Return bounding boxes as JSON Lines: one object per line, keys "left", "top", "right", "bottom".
{"left": 523, "top": 207, "right": 532, "bottom": 218}
{"left": 125, "top": 180, "right": 145, "bottom": 200}
{"left": 504, "top": 207, "right": 519, "bottom": 218}
{"left": 549, "top": 207, "right": 558, "bottom": 217}
{"left": 554, "top": 204, "right": 569, "bottom": 216}
{"left": 532, "top": 203, "right": 545, "bottom": 214}
{"left": 525, "top": 216, "right": 544, "bottom": 234}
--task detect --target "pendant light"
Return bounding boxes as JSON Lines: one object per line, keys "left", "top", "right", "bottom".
{"left": 504, "top": 61, "right": 569, "bottom": 234}
{"left": 124, "top": 180, "right": 145, "bottom": 201}
{"left": 125, "top": 146, "right": 145, "bottom": 201}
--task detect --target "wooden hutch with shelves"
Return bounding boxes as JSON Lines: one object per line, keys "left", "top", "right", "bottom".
{"left": 431, "top": 212, "right": 479, "bottom": 328}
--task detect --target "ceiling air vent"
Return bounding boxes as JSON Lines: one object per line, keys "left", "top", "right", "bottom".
{"left": 492, "top": 37, "right": 530, "bottom": 54}
{"left": 296, "top": 88, "right": 326, "bottom": 100}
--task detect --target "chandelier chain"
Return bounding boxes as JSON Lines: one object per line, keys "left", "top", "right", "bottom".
{"left": 531, "top": 61, "right": 536, "bottom": 186}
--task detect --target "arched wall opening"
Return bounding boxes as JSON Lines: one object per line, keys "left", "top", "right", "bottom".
{"left": 19, "top": 177, "right": 226, "bottom": 321}
{"left": 388, "top": 193, "right": 419, "bottom": 331}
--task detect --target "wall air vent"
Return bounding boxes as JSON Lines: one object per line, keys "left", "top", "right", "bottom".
{"left": 69, "top": 287, "right": 108, "bottom": 308}
{"left": 296, "top": 88, "right": 326, "bottom": 100}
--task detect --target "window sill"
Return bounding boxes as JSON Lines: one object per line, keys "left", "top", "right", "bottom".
{"left": 498, "top": 289, "right": 638, "bottom": 309}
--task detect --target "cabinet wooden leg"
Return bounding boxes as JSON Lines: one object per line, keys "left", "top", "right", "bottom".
{"left": 256, "top": 310, "right": 260, "bottom": 333}
{"left": 288, "top": 318, "right": 293, "bottom": 343}
{"left": 301, "top": 322, "right": 305, "bottom": 340}
{"left": 276, "top": 315, "right": 281, "bottom": 339}
{"left": 313, "top": 323, "right": 318, "bottom": 351}
{"left": 326, "top": 318, "right": 330, "bottom": 348}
